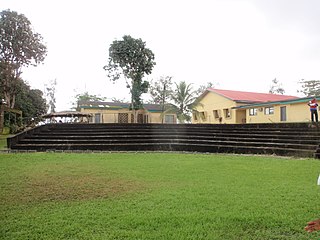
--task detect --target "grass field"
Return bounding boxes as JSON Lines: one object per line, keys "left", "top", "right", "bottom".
{"left": 1, "top": 153, "right": 320, "bottom": 239}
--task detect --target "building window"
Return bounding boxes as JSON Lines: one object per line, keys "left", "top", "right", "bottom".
{"left": 213, "top": 110, "right": 220, "bottom": 119}
{"left": 165, "top": 115, "right": 174, "bottom": 123}
{"left": 223, "top": 108, "right": 231, "bottom": 118}
{"left": 265, "top": 107, "right": 274, "bottom": 115}
{"left": 200, "top": 111, "right": 207, "bottom": 120}
{"left": 193, "top": 112, "right": 198, "bottom": 121}
{"left": 249, "top": 108, "right": 257, "bottom": 116}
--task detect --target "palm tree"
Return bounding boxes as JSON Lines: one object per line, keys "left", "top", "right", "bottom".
{"left": 170, "top": 81, "right": 198, "bottom": 123}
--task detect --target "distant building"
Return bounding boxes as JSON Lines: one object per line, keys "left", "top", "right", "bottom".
{"left": 79, "top": 101, "right": 177, "bottom": 124}
{"left": 191, "top": 88, "right": 314, "bottom": 124}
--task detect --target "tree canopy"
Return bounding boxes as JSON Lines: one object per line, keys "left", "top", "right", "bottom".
{"left": 171, "top": 81, "right": 198, "bottom": 123}
{"left": 73, "top": 91, "right": 106, "bottom": 111}
{"left": 269, "top": 78, "right": 285, "bottom": 95}
{"left": 149, "top": 76, "right": 173, "bottom": 104}
{"left": 148, "top": 76, "right": 173, "bottom": 123}
{"left": 104, "top": 35, "right": 155, "bottom": 111}
{"left": 195, "top": 82, "right": 215, "bottom": 95}
{"left": 14, "top": 79, "right": 47, "bottom": 126}
{"left": 298, "top": 79, "right": 320, "bottom": 97}
{"left": 0, "top": 9, "right": 47, "bottom": 108}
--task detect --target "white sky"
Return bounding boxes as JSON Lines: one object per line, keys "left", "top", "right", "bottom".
{"left": 1, "top": 0, "right": 320, "bottom": 111}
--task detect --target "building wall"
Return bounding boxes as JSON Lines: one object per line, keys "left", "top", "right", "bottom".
{"left": 192, "top": 92, "right": 244, "bottom": 124}
{"left": 245, "top": 102, "right": 312, "bottom": 123}
{"left": 80, "top": 108, "right": 129, "bottom": 123}
{"left": 80, "top": 107, "right": 177, "bottom": 124}
{"left": 193, "top": 92, "right": 314, "bottom": 124}
{"left": 148, "top": 112, "right": 176, "bottom": 123}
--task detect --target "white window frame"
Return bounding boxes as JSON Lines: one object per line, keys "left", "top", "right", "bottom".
{"left": 249, "top": 108, "right": 257, "bottom": 116}
{"left": 264, "top": 106, "right": 274, "bottom": 115}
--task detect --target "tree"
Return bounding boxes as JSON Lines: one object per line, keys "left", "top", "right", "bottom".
{"left": 14, "top": 79, "right": 46, "bottom": 126}
{"left": 0, "top": 9, "right": 47, "bottom": 108}
{"left": 170, "top": 81, "right": 198, "bottom": 123}
{"left": 104, "top": 35, "right": 156, "bottom": 121}
{"left": 269, "top": 78, "right": 285, "bottom": 94}
{"left": 73, "top": 91, "right": 106, "bottom": 111}
{"left": 111, "top": 97, "right": 128, "bottom": 103}
{"left": 298, "top": 79, "right": 320, "bottom": 97}
{"left": 149, "top": 76, "right": 173, "bottom": 104}
{"left": 196, "top": 82, "right": 215, "bottom": 95}
{"left": 45, "top": 79, "right": 57, "bottom": 113}
{"left": 149, "top": 76, "right": 173, "bottom": 123}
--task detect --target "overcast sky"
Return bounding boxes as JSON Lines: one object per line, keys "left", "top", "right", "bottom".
{"left": 1, "top": 0, "right": 320, "bottom": 111}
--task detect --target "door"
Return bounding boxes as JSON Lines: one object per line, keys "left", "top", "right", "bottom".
{"left": 280, "top": 106, "right": 286, "bottom": 121}
{"left": 94, "top": 113, "right": 101, "bottom": 123}
{"left": 137, "top": 114, "right": 144, "bottom": 124}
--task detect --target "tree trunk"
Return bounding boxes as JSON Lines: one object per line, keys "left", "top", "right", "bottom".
{"left": 0, "top": 105, "right": 4, "bottom": 133}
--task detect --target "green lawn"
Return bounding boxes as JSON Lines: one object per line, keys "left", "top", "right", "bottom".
{"left": 1, "top": 153, "right": 320, "bottom": 239}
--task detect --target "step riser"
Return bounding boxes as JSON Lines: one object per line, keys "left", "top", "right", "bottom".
{"left": 11, "top": 144, "right": 315, "bottom": 158}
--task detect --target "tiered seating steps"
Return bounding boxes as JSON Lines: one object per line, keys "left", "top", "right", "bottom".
{"left": 7, "top": 123, "right": 320, "bottom": 158}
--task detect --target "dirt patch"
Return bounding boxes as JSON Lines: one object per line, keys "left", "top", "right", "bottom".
{"left": 5, "top": 174, "right": 146, "bottom": 204}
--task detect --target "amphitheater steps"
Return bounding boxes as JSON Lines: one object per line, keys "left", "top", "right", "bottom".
{"left": 7, "top": 123, "right": 320, "bottom": 158}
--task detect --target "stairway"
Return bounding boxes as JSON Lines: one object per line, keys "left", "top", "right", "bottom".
{"left": 7, "top": 123, "right": 320, "bottom": 158}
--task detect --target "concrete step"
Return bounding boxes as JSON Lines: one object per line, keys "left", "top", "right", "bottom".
{"left": 20, "top": 135, "right": 319, "bottom": 147}
{"left": 12, "top": 142, "right": 315, "bottom": 158}
{"left": 28, "top": 132, "right": 320, "bottom": 141}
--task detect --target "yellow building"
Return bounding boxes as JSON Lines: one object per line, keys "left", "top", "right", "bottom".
{"left": 79, "top": 101, "right": 177, "bottom": 124}
{"left": 192, "top": 88, "right": 303, "bottom": 124}
{"left": 235, "top": 97, "right": 319, "bottom": 123}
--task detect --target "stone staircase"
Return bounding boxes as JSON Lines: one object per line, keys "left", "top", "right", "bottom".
{"left": 7, "top": 123, "right": 320, "bottom": 158}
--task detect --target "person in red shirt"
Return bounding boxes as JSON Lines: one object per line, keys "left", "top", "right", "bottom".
{"left": 308, "top": 98, "right": 318, "bottom": 122}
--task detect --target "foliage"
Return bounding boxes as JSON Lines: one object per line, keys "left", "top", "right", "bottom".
{"left": 298, "top": 79, "right": 320, "bottom": 97}
{"left": 269, "top": 78, "right": 285, "bottom": 94}
{"left": 14, "top": 79, "right": 46, "bottom": 126}
{"left": 170, "top": 81, "right": 198, "bottom": 123}
{"left": 0, "top": 153, "right": 319, "bottom": 239}
{"left": 149, "top": 76, "right": 174, "bottom": 123}
{"left": 149, "top": 76, "right": 173, "bottom": 104}
{"left": 73, "top": 91, "right": 106, "bottom": 111}
{"left": 195, "top": 81, "right": 215, "bottom": 95}
{"left": 45, "top": 79, "right": 57, "bottom": 113}
{"left": 104, "top": 35, "right": 156, "bottom": 112}
{"left": 111, "top": 97, "right": 129, "bottom": 103}
{"left": 0, "top": 9, "right": 47, "bottom": 108}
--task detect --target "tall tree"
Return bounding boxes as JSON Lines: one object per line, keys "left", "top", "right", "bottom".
{"left": 298, "top": 79, "right": 320, "bottom": 97}
{"left": 0, "top": 9, "right": 47, "bottom": 108}
{"left": 269, "top": 78, "right": 285, "bottom": 94}
{"left": 149, "top": 76, "right": 173, "bottom": 104}
{"left": 149, "top": 76, "right": 173, "bottom": 123}
{"left": 171, "top": 81, "right": 197, "bottom": 123}
{"left": 104, "top": 35, "right": 156, "bottom": 121}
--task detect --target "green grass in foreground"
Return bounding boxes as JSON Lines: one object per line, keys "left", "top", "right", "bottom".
{"left": 0, "top": 153, "right": 320, "bottom": 240}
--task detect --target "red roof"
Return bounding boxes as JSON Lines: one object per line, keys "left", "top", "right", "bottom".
{"left": 207, "top": 88, "right": 298, "bottom": 103}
